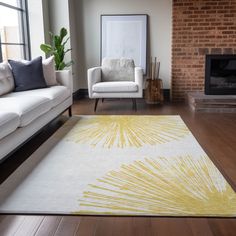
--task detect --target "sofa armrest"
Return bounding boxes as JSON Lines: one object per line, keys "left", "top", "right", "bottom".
{"left": 56, "top": 70, "right": 73, "bottom": 94}
{"left": 135, "top": 67, "right": 143, "bottom": 90}
{"left": 87, "top": 67, "right": 102, "bottom": 98}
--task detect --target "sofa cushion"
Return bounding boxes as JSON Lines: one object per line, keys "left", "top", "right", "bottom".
{"left": 23, "top": 56, "right": 57, "bottom": 86}
{"left": 8, "top": 56, "right": 47, "bottom": 92}
{"left": 0, "top": 111, "right": 20, "bottom": 140}
{"left": 0, "top": 96, "right": 51, "bottom": 127}
{"left": 93, "top": 81, "right": 138, "bottom": 93}
{"left": 3, "top": 86, "right": 70, "bottom": 108}
{"left": 101, "top": 58, "right": 135, "bottom": 82}
{"left": 0, "top": 62, "right": 14, "bottom": 96}
{"left": 42, "top": 56, "right": 57, "bottom": 86}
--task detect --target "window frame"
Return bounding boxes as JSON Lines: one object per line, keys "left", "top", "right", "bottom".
{"left": 0, "top": 0, "right": 31, "bottom": 62}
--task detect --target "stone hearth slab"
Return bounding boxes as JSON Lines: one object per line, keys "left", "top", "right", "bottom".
{"left": 187, "top": 92, "right": 236, "bottom": 113}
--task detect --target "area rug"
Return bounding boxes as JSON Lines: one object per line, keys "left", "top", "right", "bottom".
{"left": 0, "top": 115, "right": 236, "bottom": 217}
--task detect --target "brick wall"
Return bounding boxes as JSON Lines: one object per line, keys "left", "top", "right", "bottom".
{"left": 172, "top": 0, "right": 236, "bottom": 101}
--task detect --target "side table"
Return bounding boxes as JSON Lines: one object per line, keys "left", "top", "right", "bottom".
{"left": 145, "top": 78, "right": 164, "bottom": 104}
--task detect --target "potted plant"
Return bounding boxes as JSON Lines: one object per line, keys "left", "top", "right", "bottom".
{"left": 40, "top": 27, "right": 73, "bottom": 70}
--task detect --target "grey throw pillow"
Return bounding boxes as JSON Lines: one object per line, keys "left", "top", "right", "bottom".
{"left": 8, "top": 56, "right": 47, "bottom": 92}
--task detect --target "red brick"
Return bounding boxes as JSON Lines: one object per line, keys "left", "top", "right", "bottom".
{"left": 172, "top": 0, "right": 236, "bottom": 101}
{"left": 211, "top": 48, "right": 222, "bottom": 54}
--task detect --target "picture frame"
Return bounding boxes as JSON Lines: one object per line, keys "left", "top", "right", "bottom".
{"left": 101, "top": 14, "right": 148, "bottom": 74}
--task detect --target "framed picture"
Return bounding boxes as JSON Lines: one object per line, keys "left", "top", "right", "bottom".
{"left": 101, "top": 14, "right": 148, "bottom": 74}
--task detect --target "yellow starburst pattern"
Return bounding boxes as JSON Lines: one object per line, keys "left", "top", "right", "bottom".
{"left": 76, "top": 155, "right": 236, "bottom": 216}
{"left": 66, "top": 115, "right": 190, "bottom": 148}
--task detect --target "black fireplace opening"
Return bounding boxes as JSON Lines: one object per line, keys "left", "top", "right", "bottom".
{"left": 205, "top": 54, "right": 236, "bottom": 95}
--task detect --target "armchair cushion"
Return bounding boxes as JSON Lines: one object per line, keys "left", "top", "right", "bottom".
{"left": 93, "top": 81, "right": 138, "bottom": 93}
{"left": 101, "top": 58, "right": 134, "bottom": 82}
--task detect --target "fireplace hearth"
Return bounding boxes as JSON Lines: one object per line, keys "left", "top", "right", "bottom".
{"left": 205, "top": 54, "right": 236, "bottom": 95}
{"left": 187, "top": 92, "right": 236, "bottom": 113}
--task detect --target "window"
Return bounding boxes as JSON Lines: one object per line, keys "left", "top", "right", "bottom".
{"left": 0, "top": 0, "right": 30, "bottom": 62}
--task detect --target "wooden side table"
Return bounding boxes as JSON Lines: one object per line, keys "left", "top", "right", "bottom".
{"left": 145, "top": 78, "right": 164, "bottom": 104}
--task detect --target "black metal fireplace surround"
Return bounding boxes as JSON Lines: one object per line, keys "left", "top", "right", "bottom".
{"left": 205, "top": 54, "right": 236, "bottom": 95}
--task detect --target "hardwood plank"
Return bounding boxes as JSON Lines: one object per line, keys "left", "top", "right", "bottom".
{"left": 186, "top": 218, "right": 214, "bottom": 236}
{"left": 94, "top": 217, "right": 114, "bottom": 236}
{"left": 208, "top": 218, "right": 236, "bottom": 236}
{"left": 14, "top": 216, "right": 44, "bottom": 236}
{"left": 108, "top": 217, "right": 133, "bottom": 236}
{"left": 150, "top": 218, "right": 193, "bottom": 236}
{"left": 75, "top": 216, "right": 98, "bottom": 236}
{"left": 34, "top": 216, "right": 62, "bottom": 236}
{"left": 54, "top": 216, "right": 80, "bottom": 236}
{"left": 0, "top": 215, "right": 6, "bottom": 224}
{"left": 0, "top": 215, "right": 26, "bottom": 236}
{"left": 132, "top": 217, "right": 152, "bottom": 236}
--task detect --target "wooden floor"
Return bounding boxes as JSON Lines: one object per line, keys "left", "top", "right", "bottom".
{"left": 0, "top": 98, "right": 236, "bottom": 236}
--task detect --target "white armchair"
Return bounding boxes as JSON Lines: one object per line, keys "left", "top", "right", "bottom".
{"left": 87, "top": 58, "right": 143, "bottom": 111}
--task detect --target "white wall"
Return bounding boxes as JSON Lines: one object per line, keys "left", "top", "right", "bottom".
{"left": 68, "top": 0, "right": 80, "bottom": 92}
{"left": 42, "top": 0, "right": 50, "bottom": 45}
{"left": 74, "top": 0, "right": 172, "bottom": 89}
{"left": 48, "top": 0, "right": 70, "bottom": 36}
{"left": 28, "top": 0, "right": 50, "bottom": 58}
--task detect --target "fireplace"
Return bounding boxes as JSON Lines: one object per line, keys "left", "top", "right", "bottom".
{"left": 205, "top": 54, "right": 236, "bottom": 95}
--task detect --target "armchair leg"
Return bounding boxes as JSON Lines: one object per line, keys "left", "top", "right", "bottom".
{"left": 94, "top": 98, "right": 99, "bottom": 112}
{"left": 68, "top": 106, "right": 72, "bottom": 117}
{"left": 132, "top": 98, "right": 137, "bottom": 111}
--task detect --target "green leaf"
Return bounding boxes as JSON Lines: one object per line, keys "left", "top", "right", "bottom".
{"left": 54, "top": 35, "right": 61, "bottom": 48}
{"left": 58, "top": 61, "right": 66, "bottom": 70}
{"left": 40, "top": 44, "right": 53, "bottom": 54}
{"left": 54, "top": 53, "right": 61, "bottom": 70}
{"left": 60, "top": 28, "right": 67, "bottom": 41}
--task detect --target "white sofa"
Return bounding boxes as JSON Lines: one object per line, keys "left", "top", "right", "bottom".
{"left": 0, "top": 69, "right": 73, "bottom": 162}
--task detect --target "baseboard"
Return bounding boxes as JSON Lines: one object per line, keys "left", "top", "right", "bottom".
{"left": 163, "top": 89, "right": 170, "bottom": 101}
{"left": 73, "top": 89, "right": 171, "bottom": 101}
{"left": 73, "top": 89, "right": 88, "bottom": 100}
